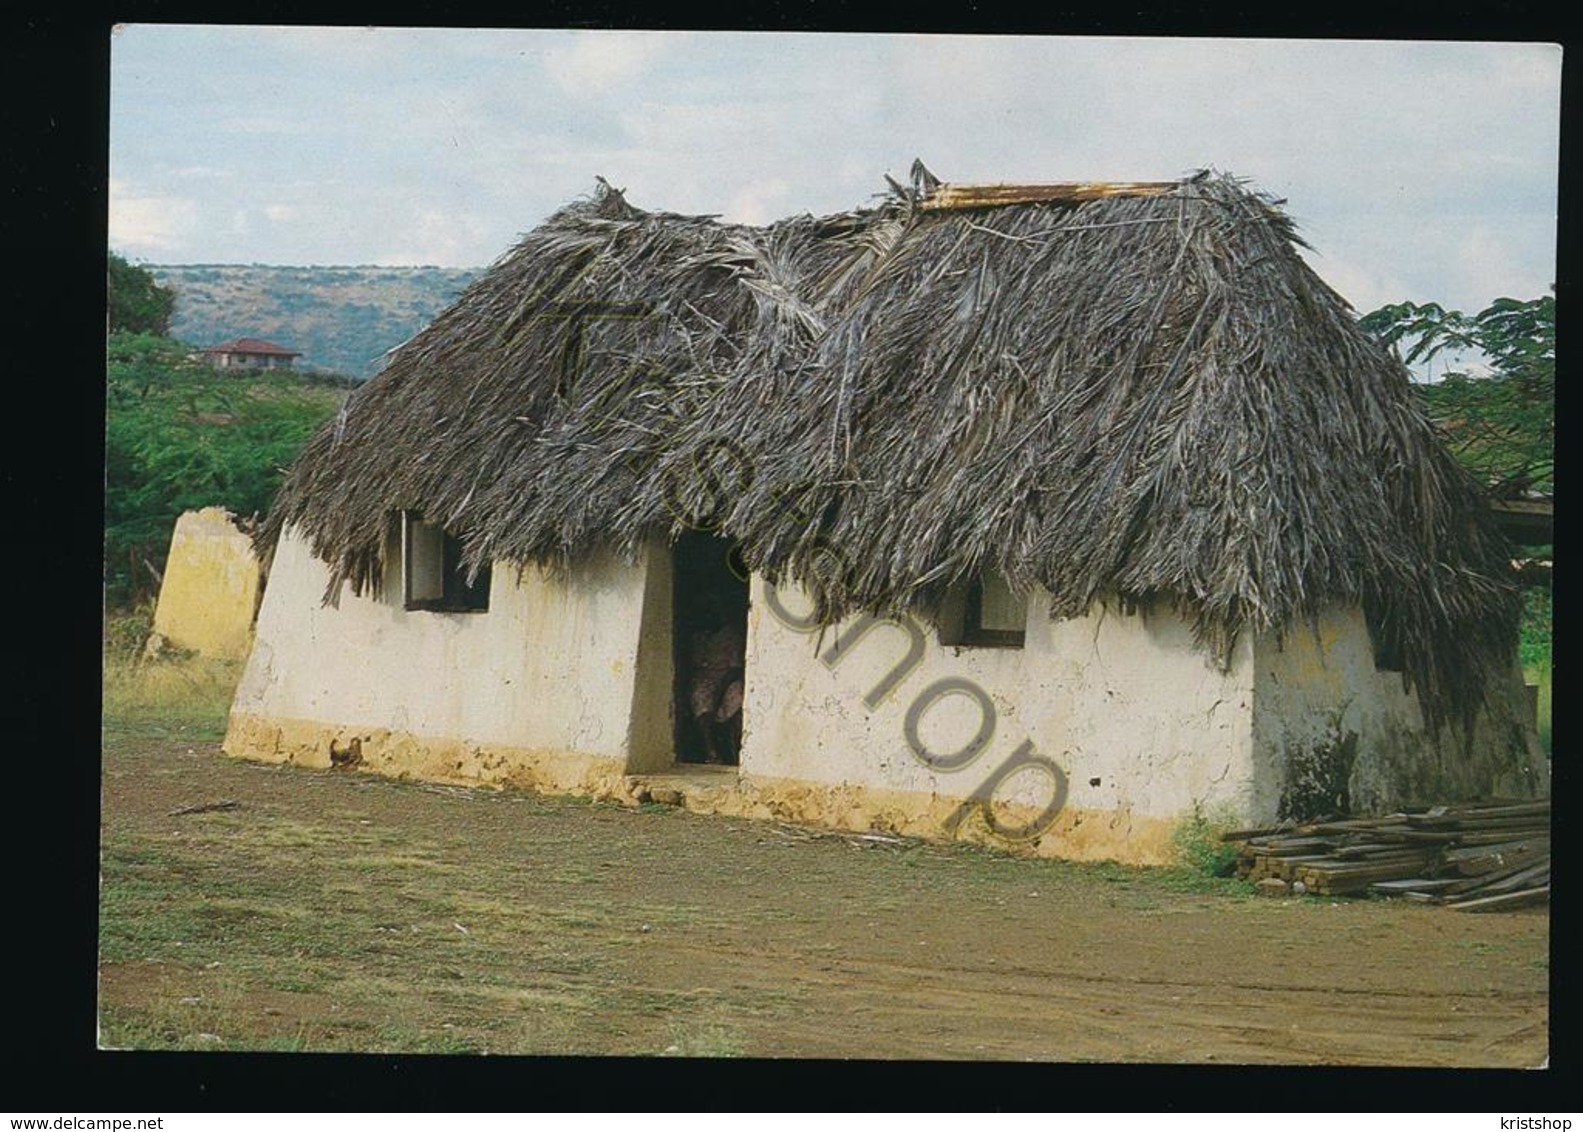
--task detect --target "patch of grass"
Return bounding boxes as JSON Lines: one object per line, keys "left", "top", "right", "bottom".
{"left": 1056, "top": 857, "right": 1249, "bottom": 905}
{"left": 375, "top": 1025, "right": 485, "bottom": 1054}
{"left": 97, "top": 976, "right": 251, "bottom": 1051}
{"left": 98, "top": 894, "right": 214, "bottom": 965}
{"left": 1084, "top": 860, "right": 1140, "bottom": 885}
{"left": 343, "top": 853, "right": 455, "bottom": 873}
{"left": 262, "top": 972, "right": 332, "bottom": 994}
{"left": 102, "top": 652, "right": 242, "bottom": 741}
{"left": 1451, "top": 938, "right": 1513, "bottom": 955}
{"left": 255, "top": 1027, "right": 313, "bottom": 1053}
{"left": 845, "top": 818, "right": 1263, "bottom": 907}
{"left": 99, "top": 1006, "right": 187, "bottom": 1051}
{"left": 662, "top": 1021, "right": 746, "bottom": 1058}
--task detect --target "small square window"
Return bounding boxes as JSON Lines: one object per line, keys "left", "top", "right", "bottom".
{"left": 939, "top": 571, "right": 1026, "bottom": 648}
{"left": 402, "top": 511, "right": 490, "bottom": 613}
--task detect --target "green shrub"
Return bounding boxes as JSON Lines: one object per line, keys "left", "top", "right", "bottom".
{"left": 1519, "top": 587, "right": 1552, "bottom": 755}
{"left": 1169, "top": 804, "right": 1242, "bottom": 877}
{"left": 1519, "top": 587, "right": 1551, "bottom": 673}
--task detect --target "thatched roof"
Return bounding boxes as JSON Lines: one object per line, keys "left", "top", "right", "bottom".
{"left": 262, "top": 169, "right": 1518, "bottom": 732}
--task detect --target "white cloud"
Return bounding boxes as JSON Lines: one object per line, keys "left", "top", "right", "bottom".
{"left": 722, "top": 178, "right": 792, "bottom": 225}
{"left": 1488, "top": 42, "right": 1565, "bottom": 92}
{"left": 543, "top": 30, "right": 675, "bottom": 94}
{"left": 170, "top": 165, "right": 233, "bottom": 179}
{"left": 220, "top": 114, "right": 313, "bottom": 136}
{"left": 107, "top": 178, "right": 199, "bottom": 256}
{"left": 105, "top": 29, "right": 1559, "bottom": 288}
{"left": 1451, "top": 225, "right": 1537, "bottom": 304}
{"left": 369, "top": 206, "right": 493, "bottom": 267}
{"left": 1296, "top": 248, "right": 1414, "bottom": 316}
{"left": 267, "top": 25, "right": 390, "bottom": 60}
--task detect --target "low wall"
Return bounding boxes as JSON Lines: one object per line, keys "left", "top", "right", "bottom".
{"left": 149, "top": 507, "right": 261, "bottom": 660}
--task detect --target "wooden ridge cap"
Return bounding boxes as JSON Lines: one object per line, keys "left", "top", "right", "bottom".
{"left": 917, "top": 180, "right": 1180, "bottom": 211}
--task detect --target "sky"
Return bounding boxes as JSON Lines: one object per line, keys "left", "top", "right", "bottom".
{"left": 108, "top": 27, "right": 1562, "bottom": 317}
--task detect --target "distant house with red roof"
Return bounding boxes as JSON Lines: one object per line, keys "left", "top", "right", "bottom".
{"left": 202, "top": 337, "right": 303, "bottom": 371}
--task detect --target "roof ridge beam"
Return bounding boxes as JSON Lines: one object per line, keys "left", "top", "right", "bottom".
{"left": 918, "top": 181, "right": 1179, "bottom": 211}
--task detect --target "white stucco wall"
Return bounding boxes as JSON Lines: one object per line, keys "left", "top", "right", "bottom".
{"left": 1252, "top": 606, "right": 1548, "bottom": 818}
{"left": 230, "top": 527, "right": 651, "bottom": 761}
{"left": 739, "top": 580, "right": 1257, "bottom": 826}
{"left": 229, "top": 529, "right": 1545, "bottom": 862}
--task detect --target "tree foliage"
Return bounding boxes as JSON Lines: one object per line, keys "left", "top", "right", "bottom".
{"left": 1360, "top": 294, "right": 1554, "bottom": 499}
{"left": 107, "top": 252, "right": 178, "bottom": 336}
{"left": 105, "top": 331, "right": 343, "bottom": 605}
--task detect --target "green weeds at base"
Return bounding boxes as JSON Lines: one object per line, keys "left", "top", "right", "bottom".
{"left": 1169, "top": 803, "right": 1242, "bottom": 878}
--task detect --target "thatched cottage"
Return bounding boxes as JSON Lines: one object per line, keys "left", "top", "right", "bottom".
{"left": 225, "top": 169, "right": 1546, "bottom": 863}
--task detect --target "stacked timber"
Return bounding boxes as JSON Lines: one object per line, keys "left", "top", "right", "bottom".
{"left": 1223, "top": 800, "right": 1549, "bottom": 912}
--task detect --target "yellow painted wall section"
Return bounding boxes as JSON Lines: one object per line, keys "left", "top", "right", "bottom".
{"left": 224, "top": 712, "right": 1179, "bottom": 864}
{"left": 150, "top": 508, "right": 261, "bottom": 660}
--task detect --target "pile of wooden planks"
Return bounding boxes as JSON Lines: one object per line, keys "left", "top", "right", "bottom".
{"left": 1223, "top": 800, "right": 1549, "bottom": 912}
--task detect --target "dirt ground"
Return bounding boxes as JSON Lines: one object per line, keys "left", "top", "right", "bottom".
{"left": 98, "top": 724, "right": 1549, "bottom": 1065}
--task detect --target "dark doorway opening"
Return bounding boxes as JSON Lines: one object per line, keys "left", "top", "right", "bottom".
{"left": 673, "top": 532, "right": 750, "bottom": 766}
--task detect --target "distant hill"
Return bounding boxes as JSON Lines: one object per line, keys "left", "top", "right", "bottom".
{"left": 151, "top": 264, "right": 482, "bottom": 380}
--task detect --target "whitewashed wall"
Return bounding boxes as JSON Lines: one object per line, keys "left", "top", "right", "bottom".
{"left": 229, "top": 531, "right": 1545, "bottom": 860}
{"left": 230, "top": 527, "right": 653, "bottom": 763}
{"left": 738, "top": 581, "right": 1258, "bottom": 823}
{"left": 1251, "top": 607, "right": 1547, "bottom": 818}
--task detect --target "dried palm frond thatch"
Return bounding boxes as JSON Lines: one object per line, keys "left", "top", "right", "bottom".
{"left": 261, "top": 180, "right": 877, "bottom": 590}
{"left": 262, "top": 170, "right": 1518, "bottom": 734}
